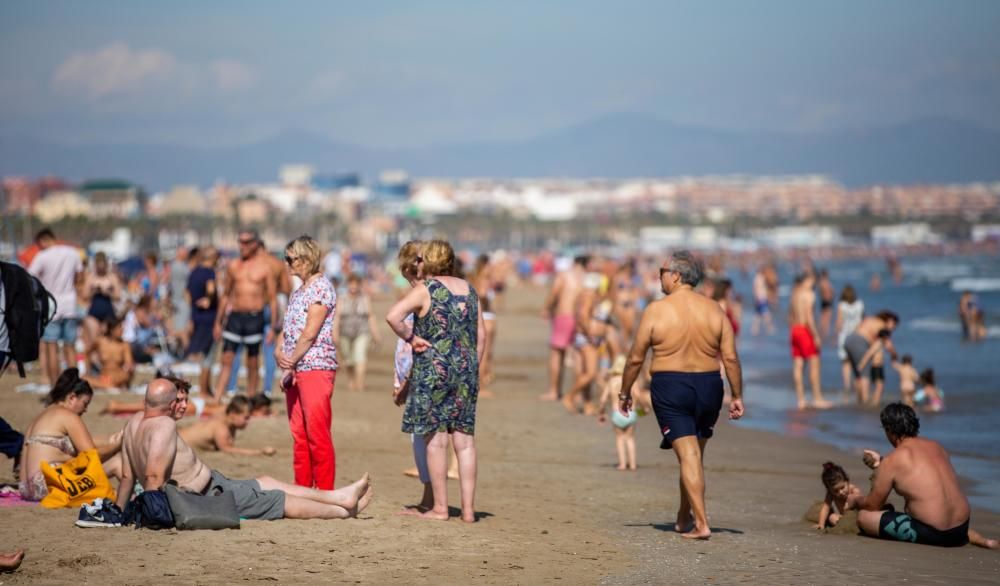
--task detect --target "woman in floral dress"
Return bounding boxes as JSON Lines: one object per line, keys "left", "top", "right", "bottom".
{"left": 386, "top": 239, "right": 485, "bottom": 522}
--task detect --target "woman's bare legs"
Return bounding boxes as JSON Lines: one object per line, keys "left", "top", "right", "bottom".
{"left": 452, "top": 430, "right": 477, "bottom": 523}
{"left": 420, "top": 431, "right": 451, "bottom": 520}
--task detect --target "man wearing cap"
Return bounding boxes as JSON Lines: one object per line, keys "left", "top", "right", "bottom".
{"left": 213, "top": 229, "right": 278, "bottom": 401}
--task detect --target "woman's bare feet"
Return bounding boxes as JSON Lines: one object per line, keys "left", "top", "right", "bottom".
{"left": 0, "top": 549, "right": 24, "bottom": 573}
{"left": 417, "top": 508, "right": 450, "bottom": 521}
{"left": 461, "top": 510, "right": 476, "bottom": 523}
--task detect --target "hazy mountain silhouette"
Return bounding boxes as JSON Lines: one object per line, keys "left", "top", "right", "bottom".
{"left": 2, "top": 114, "right": 998, "bottom": 190}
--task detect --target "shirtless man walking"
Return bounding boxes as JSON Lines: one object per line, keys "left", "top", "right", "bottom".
{"left": 789, "top": 273, "right": 832, "bottom": 410}
{"left": 540, "top": 255, "right": 589, "bottom": 401}
{"left": 213, "top": 230, "right": 279, "bottom": 401}
{"left": 619, "top": 251, "right": 744, "bottom": 540}
{"left": 849, "top": 403, "right": 997, "bottom": 549}
{"left": 116, "top": 378, "right": 372, "bottom": 521}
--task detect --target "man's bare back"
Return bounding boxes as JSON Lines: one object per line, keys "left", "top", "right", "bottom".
{"left": 879, "top": 437, "right": 969, "bottom": 530}
{"left": 121, "top": 414, "right": 211, "bottom": 494}
{"left": 549, "top": 268, "right": 583, "bottom": 317}
{"left": 643, "top": 290, "right": 728, "bottom": 373}
{"left": 789, "top": 283, "right": 816, "bottom": 327}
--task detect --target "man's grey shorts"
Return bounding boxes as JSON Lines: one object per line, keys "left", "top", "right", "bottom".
{"left": 207, "top": 470, "right": 285, "bottom": 521}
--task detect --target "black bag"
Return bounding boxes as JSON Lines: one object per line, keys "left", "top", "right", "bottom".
{"left": 0, "top": 261, "right": 57, "bottom": 377}
{"left": 164, "top": 483, "right": 240, "bottom": 530}
{"left": 129, "top": 489, "right": 175, "bottom": 529}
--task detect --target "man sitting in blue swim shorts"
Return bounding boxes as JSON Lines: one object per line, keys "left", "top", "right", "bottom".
{"left": 619, "top": 251, "right": 744, "bottom": 541}
{"left": 849, "top": 403, "right": 997, "bottom": 549}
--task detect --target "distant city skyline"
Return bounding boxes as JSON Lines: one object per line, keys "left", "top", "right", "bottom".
{"left": 2, "top": 0, "right": 1000, "bottom": 149}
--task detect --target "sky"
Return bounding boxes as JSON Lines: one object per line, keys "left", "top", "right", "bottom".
{"left": 2, "top": 0, "right": 999, "bottom": 148}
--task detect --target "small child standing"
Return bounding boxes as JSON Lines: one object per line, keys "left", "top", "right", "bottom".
{"left": 859, "top": 330, "right": 892, "bottom": 407}
{"left": 598, "top": 356, "right": 638, "bottom": 471}
{"left": 815, "top": 461, "right": 862, "bottom": 530}
{"left": 890, "top": 354, "right": 919, "bottom": 407}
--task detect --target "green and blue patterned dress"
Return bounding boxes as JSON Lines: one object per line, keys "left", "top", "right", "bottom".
{"left": 402, "top": 279, "right": 480, "bottom": 435}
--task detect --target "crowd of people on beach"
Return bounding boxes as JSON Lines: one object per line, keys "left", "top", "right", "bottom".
{"left": 1, "top": 229, "right": 997, "bottom": 575}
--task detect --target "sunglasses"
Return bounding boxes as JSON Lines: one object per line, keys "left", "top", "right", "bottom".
{"left": 285, "top": 255, "right": 298, "bottom": 265}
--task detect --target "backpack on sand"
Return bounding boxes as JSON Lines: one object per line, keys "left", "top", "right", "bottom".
{"left": 0, "top": 261, "right": 57, "bottom": 377}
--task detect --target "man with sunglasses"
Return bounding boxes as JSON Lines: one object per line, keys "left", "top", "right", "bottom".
{"left": 213, "top": 229, "right": 279, "bottom": 402}
{"left": 619, "top": 250, "right": 744, "bottom": 540}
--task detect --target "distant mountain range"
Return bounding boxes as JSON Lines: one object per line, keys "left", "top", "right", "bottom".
{"left": 2, "top": 113, "right": 999, "bottom": 190}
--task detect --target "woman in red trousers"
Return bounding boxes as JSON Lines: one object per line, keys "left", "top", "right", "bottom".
{"left": 276, "top": 236, "right": 339, "bottom": 489}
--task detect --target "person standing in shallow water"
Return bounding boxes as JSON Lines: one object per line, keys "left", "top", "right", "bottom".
{"left": 386, "top": 240, "right": 486, "bottom": 523}
{"left": 619, "top": 250, "right": 744, "bottom": 540}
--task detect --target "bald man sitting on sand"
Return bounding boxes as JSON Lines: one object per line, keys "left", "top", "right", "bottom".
{"left": 619, "top": 250, "right": 744, "bottom": 540}
{"left": 849, "top": 403, "right": 997, "bottom": 549}
{"left": 116, "top": 378, "right": 372, "bottom": 521}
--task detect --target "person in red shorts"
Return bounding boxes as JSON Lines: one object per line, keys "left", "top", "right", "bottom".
{"left": 789, "top": 272, "right": 833, "bottom": 410}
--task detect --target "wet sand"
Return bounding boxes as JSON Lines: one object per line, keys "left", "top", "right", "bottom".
{"left": 1, "top": 285, "right": 997, "bottom": 584}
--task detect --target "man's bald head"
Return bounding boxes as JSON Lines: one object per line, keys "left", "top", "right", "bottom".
{"left": 145, "top": 378, "right": 179, "bottom": 411}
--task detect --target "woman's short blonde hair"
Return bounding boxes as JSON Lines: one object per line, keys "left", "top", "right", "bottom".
{"left": 397, "top": 240, "right": 424, "bottom": 281}
{"left": 284, "top": 235, "right": 322, "bottom": 275}
{"left": 422, "top": 239, "right": 455, "bottom": 277}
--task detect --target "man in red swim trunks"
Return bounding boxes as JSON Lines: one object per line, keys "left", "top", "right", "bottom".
{"left": 789, "top": 272, "right": 833, "bottom": 410}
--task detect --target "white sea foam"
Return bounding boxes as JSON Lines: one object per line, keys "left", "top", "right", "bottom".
{"left": 951, "top": 278, "right": 1000, "bottom": 292}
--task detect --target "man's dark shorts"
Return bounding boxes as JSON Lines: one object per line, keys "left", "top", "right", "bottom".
{"left": 221, "top": 311, "right": 265, "bottom": 357}
{"left": 651, "top": 371, "right": 724, "bottom": 450}
{"left": 206, "top": 470, "right": 284, "bottom": 521}
{"left": 878, "top": 508, "right": 969, "bottom": 547}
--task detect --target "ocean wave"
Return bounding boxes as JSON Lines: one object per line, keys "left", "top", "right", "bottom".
{"left": 951, "top": 278, "right": 1000, "bottom": 292}
{"left": 909, "top": 316, "right": 1000, "bottom": 338}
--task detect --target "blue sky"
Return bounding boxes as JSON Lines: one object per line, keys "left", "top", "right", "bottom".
{"left": 2, "top": 0, "right": 999, "bottom": 147}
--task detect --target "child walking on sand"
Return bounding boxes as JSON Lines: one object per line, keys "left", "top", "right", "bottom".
{"left": 84, "top": 316, "right": 133, "bottom": 392}
{"left": 815, "top": 461, "right": 862, "bottom": 530}
{"left": 890, "top": 354, "right": 919, "bottom": 406}
{"left": 598, "top": 356, "right": 638, "bottom": 471}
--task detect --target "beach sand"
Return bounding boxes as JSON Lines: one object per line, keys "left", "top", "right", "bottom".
{"left": 1, "top": 285, "right": 997, "bottom": 585}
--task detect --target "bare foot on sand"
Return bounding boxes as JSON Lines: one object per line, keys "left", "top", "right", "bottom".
{"left": 0, "top": 549, "right": 24, "bottom": 573}
{"left": 813, "top": 399, "right": 834, "bottom": 409}
{"left": 479, "top": 389, "right": 495, "bottom": 399}
{"left": 675, "top": 509, "right": 692, "bottom": 533}
{"left": 616, "top": 464, "right": 627, "bottom": 471}
{"left": 539, "top": 392, "right": 558, "bottom": 401}
{"left": 418, "top": 508, "right": 450, "bottom": 521}
{"left": 681, "top": 526, "right": 712, "bottom": 540}
{"left": 561, "top": 396, "right": 579, "bottom": 414}
{"left": 402, "top": 467, "right": 420, "bottom": 478}
{"left": 339, "top": 473, "right": 370, "bottom": 506}
{"left": 461, "top": 511, "right": 476, "bottom": 523}
{"left": 348, "top": 486, "right": 373, "bottom": 517}
{"left": 969, "top": 529, "right": 999, "bottom": 549}
{"left": 396, "top": 505, "right": 430, "bottom": 517}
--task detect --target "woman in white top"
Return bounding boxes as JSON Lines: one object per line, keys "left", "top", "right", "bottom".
{"left": 835, "top": 285, "right": 865, "bottom": 395}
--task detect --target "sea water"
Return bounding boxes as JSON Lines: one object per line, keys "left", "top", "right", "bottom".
{"left": 728, "top": 253, "right": 1000, "bottom": 511}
